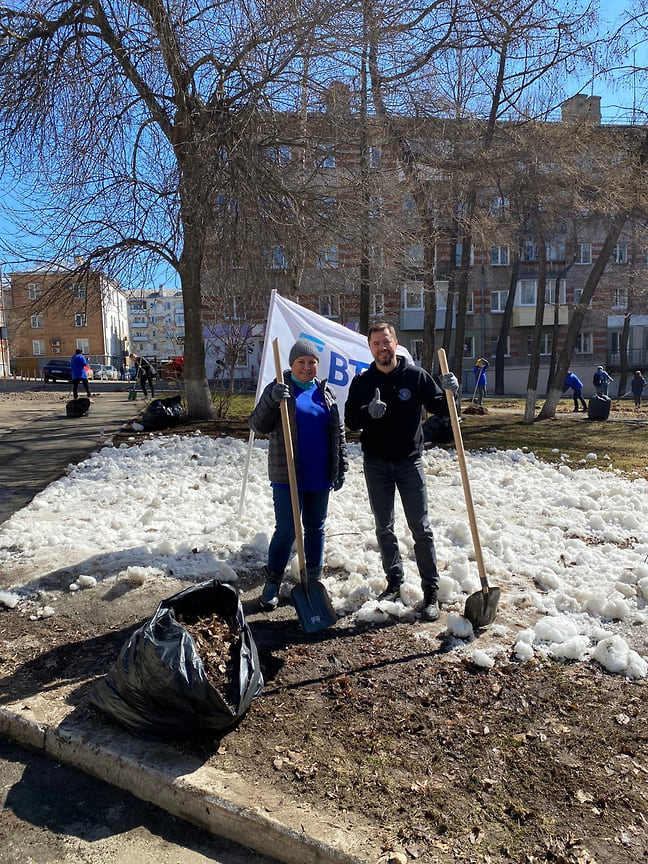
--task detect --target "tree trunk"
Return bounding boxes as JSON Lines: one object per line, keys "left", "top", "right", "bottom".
{"left": 523, "top": 222, "right": 546, "bottom": 424}
{"left": 537, "top": 215, "right": 627, "bottom": 420}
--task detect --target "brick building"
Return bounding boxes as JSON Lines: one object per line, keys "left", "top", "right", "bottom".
{"left": 203, "top": 91, "right": 648, "bottom": 394}
{"left": 3, "top": 264, "right": 130, "bottom": 376}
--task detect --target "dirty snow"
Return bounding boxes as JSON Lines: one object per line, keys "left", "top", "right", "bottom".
{"left": 1, "top": 432, "right": 647, "bottom": 679}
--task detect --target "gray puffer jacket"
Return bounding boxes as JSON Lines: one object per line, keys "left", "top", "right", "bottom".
{"left": 248, "top": 372, "right": 348, "bottom": 488}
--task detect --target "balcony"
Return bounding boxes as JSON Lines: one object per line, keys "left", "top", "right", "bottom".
{"left": 512, "top": 305, "right": 568, "bottom": 327}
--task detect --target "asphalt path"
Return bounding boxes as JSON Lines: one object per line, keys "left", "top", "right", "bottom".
{"left": 0, "top": 380, "right": 279, "bottom": 864}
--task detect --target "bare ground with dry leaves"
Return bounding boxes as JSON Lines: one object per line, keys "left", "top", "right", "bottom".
{"left": 1, "top": 393, "right": 648, "bottom": 863}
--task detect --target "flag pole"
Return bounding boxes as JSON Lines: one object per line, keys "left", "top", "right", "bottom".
{"left": 237, "top": 290, "right": 278, "bottom": 518}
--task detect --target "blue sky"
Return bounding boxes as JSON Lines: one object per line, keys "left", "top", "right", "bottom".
{"left": 1, "top": 1, "right": 646, "bottom": 289}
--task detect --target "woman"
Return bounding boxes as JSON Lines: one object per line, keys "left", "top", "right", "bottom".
{"left": 248, "top": 339, "right": 347, "bottom": 610}
{"left": 631, "top": 370, "right": 646, "bottom": 409}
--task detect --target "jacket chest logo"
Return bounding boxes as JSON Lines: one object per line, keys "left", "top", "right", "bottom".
{"left": 398, "top": 388, "right": 412, "bottom": 401}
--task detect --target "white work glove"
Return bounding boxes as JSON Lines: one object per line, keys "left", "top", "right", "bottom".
{"left": 270, "top": 382, "right": 290, "bottom": 403}
{"left": 441, "top": 373, "right": 459, "bottom": 396}
{"left": 368, "top": 388, "right": 387, "bottom": 419}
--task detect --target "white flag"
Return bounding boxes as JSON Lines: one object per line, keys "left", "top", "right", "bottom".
{"left": 256, "top": 290, "right": 413, "bottom": 405}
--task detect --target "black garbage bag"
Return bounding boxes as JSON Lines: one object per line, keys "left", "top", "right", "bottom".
{"left": 423, "top": 414, "right": 454, "bottom": 447}
{"left": 141, "top": 394, "right": 186, "bottom": 431}
{"left": 90, "top": 580, "right": 263, "bottom": 739}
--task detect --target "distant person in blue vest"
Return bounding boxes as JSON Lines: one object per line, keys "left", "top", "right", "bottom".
{"left": 593, "top": 365, "right": 613, "bottom": 396}
{"left": 631, "top": 370, "right": 646, "bottom": 410}
{"left": 70, "top": 349, "right": 91, "bottom": 401}
{"left": 473, "top": 358, "right": 489, "bottom": 404}
{"left": 562, "top": 371, "right": 587, "bottom": 412}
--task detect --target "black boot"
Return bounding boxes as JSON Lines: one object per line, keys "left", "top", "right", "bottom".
{"left": 306, "top": 567, "right": 322, "bottom": 582}
{"left": 421, "top": 584, "right": 440, "bottom": 621}
{"left": 378, "top": 578, "right": 402, "bottom": 602}
{"left": 260, "top": 566, "right": 282, "bottom": 611}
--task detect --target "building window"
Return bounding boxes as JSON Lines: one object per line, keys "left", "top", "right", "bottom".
{"left": 371, "top": 293, "right": 385, "bottom": 316}
{"left": 518, "top": 280, "right": 537, "bottom": 306}
{"left": 466, "top": 291, "right": 474, "bottom": 314}
{"left": 575, "top": 332, "right": 593, "bottom": 354}
{"left": 490, "top": 196, "right": 509, "bottom": 218}
{"left": 319, "top": 294, "right": 340, "bottom": 317}
{"left": 610, "top": 243, "right": 628, "bottom": 264}
{"left": 612, "top": 286, "right": 628, "bottom": 309}
{"left": 28, "top": 283, "right": 41, "bottom": 300}
{"left": 491, "top": 246, "right": 510, "bottom": 266}
{"left": 436, "top": 281, "right": 449, "bottom": 311}
{"left": 368, "top": 196, "right": 382, "bottom": 218}
{"left": 175, "top": 314, "right": 184, "bottom": 326}
{"left": 30, "top": 314, "right": 44, "bottom": 328}
{"left": 370, "top": 245, "right": 383, "bottom": 268}
{"left": 403, "top": 244, "right": 424, "bottom": 267}
{"left": 527, "top": 333, "right": 553, "bottom": 355}
{"left": 490, "top": 290, "right": 507, "bottom": 312}
{"left": 402, "top": 195, "right": 417, "bottom": 219}
{"left": 546, "top": 280, "right": 567, "bottom": 305}
{"left": 573, "top": 288, "right": 592, "bottom": 308}
{"left": 547, "top": 241, "right": 565, "bottom": 261}
{"left": 75, "top": 313, "right": 87, "bottom": 327}
{"left": 317, "top": 246, "right": 339, "bottom": 269}
{"left": 130, "top": 301, "right": 146, "bottom": 312}
{"left": 411, "top": 339, "right": 423, "bottom": 361}
{"left": 577, "top": 244, "right": 591, "bottom": 265}
{"left": 73, "top": 284, "right": 87, "bottom": 299}
{"left": 455, "top": 244, "right": 474, "bottom": 267}
{"left": 464, "top": 337, "right": 475, "bottom": 357}
{"left": 522, "top": 244, "right": 538, "bottom": 262}
{"left": 368, "top": 146, "right": 381, "bottom": 169}
{"left": 33, "top": 339, "right": 46, "bottom": 355}
{"left": 76, "top": 338, "right": 89, "bottom": 353}
{"left": 402, "top": 281, "right": 423, "bottom": 310}
{"left": 316, "top": 145, "right": 335, "bottom": 169}
{"left": 264, "top": 246, "right": 288, "bottom": 270}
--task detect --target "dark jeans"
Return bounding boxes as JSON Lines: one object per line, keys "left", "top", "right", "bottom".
{"left": 139, "top": 373, "right": 154, "bottom": 396}
{"left": 72, "top": 377, "right": 91, "bottom": 399}
{"left": 573, "top": 389, "right": 587, "bottom": 410}
{"left": 363, "top": 454, "right": 439, "bottom": 590}
{"left": 267, "top": 486, "right": 330, "bottom": 576}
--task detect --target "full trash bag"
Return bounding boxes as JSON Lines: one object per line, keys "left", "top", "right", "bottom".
{"left": 141, "top": 394, "right": 186, "bottom": 431}
{"left": 90, "top": 580, "right": 264, "bottom": 739}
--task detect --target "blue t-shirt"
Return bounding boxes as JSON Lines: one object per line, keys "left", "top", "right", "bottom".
{"left": 70, "top": 354, "right": 88, "bottom": 379}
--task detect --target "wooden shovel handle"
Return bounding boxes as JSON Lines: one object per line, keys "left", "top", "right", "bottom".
{"left": 272, "top": 339, "right": 307, "bottom": 578}
{"left": 438, "top": 349, "right": 490, "bottom": 593}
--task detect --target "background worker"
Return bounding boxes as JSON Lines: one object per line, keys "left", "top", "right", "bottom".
{"left": 473, "top": 358, "right": 489, "bottom": 404}
{"left": 344, "top": 322, "right": 458, "bottom": 622}
{"left": 129, "top": 352, "right": 155, "bottom": 398}
{"left": 562, "top": 371, "right": 587, "bottom": 412}
{"left": 593, "top": 365, "right": 613, "bottom": 396}
{"left": 70, "top": 348, "right": 91, "bottom": 400}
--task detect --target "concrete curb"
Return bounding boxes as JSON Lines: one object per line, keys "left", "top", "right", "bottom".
{"left": 0, "top": 695, "right": 371, "bottom": 864}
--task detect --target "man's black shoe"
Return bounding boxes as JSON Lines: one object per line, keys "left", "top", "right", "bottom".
{"left": 378, "top": 584, "right": 401, "bottom": 602}
{"left": 421, "top": 600, "right": 440, "bottom": 622}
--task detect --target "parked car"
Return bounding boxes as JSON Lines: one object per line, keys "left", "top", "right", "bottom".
{"left": 90, "top": 363, "right": 118, "bottom": 380}
{"left": 42, "top": 358, "right": 72, "bottom": 382}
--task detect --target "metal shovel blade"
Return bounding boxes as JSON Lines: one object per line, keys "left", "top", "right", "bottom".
{"left": 291, "top": 579, "right": 337, "bottom": 634}
{"left": 464, "top": 586, "right": 501, "bottom": 629}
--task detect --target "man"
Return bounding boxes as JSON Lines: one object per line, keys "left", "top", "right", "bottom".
{"left": 129, "top": 352, "right": 155, "bottom": 398}
{"left": 593, "top": 365, "right": 613, "bottom": 396}
{"left": 70, "top": 348, "right": 91, "bottom": 400}
{"left": 344, "top": 322, "right": 458, "bottom": 622}
{"left": 562, "top": 371, "right": 587, "bottom": 412}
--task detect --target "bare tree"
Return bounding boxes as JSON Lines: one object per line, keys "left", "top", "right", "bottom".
{"left": 0, "top": 0, "right": 346, "bottom": 418}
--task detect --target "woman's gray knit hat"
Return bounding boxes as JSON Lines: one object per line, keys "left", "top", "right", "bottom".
{"left": 289, "top": 339, "right": 319, "bottom": 365}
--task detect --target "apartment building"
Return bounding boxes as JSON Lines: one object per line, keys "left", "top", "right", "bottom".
{"left": 3, "top": 264, "right": 130, "bottom": 376}
{"left": 127, "top": 286, "right": 185, "bottom": 366}
{"left": 203, "top": 91, "right": 648, "bottom": 394}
